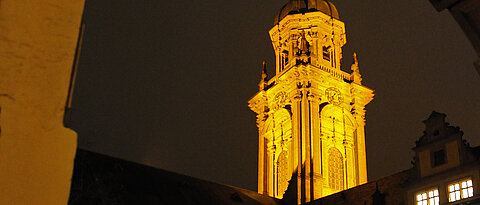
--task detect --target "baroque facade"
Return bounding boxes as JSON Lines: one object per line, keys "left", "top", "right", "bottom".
{"left": 248, "top": 0, "right": 374, "bottom": 203}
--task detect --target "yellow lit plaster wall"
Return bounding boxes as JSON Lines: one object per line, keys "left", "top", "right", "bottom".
{"left": 0, "top": 1, "right": 85, "bottom": 204}
{"left": 418, "top": 140, "right": 461, "bottom": 177}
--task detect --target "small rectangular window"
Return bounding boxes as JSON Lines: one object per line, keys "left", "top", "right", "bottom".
{"left": 416, "top": 189, "right": 439, "bottom": 205}
{"left": 433, "top": 149, "right": 446, "bottom": 166}
{"left": 448, "top": 179, "right": 474, "bottom": 202}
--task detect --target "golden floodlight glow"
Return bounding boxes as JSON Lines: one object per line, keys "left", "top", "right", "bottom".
{"left": 248, "top": 1, "right": 374, "bottom": 203}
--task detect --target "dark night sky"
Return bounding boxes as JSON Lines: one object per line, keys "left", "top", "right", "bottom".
{"left": 70, "top": 0, "right": 480, "bottom": 191}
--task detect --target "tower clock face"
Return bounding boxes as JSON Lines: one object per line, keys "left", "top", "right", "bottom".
{"left": 325, "top": 87, "right": 343, "bottom": 105}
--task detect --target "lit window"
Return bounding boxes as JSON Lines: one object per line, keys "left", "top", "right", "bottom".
{"left": 448, "top": 179, "right": 474, "bottom": 202}
{"left": 416, "top": 189, "right": 439, "bottom": 205}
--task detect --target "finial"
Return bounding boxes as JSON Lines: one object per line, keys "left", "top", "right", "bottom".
{"left": 353, "top": 52, "right": 358, "bottom": 65}
{"left": 351, "top": 52, "right": 362, "bottom": 84}
{"left": 259, "top": 61, "right": 268, "bottom": 91}
{"left": 262, "top": 61, "right": 267, "bottom": 78}
{"left": 351, "top": 52, "right": 359, "bottom": 72}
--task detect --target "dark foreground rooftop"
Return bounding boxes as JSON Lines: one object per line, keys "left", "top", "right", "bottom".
{"left": 68, "top": 149, "right": 278, "bottom": 205}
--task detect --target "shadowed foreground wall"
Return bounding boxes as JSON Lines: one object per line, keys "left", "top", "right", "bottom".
{"left": 429, "top": 0, "right": 480, "bottom": 74}
{"left": 0, "top": 1, "right": 85, "bottom": 204}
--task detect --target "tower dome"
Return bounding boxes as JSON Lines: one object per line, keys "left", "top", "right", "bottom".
{"left": 273, "top": 0, "right": 340, "bottom": 25}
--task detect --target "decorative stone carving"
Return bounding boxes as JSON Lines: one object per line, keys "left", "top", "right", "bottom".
{"left": 325, "top": 87, "right": 344, "bottom": 106}
{"left": 350, "top": 53, "right": 362, "bottom": 84}
{"left": 259, "top": 61, "right": 268, "bottom": 91}
{"left": 249, "top": 3, "right": 374, "bottom": 200}
{"left": 272, "top": 92, "right": 288, "bottom": 111}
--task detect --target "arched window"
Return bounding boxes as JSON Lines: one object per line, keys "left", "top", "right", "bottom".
{"left": 328, "top": 148, "right": 344, "bottom": 190}
{"left": 262, "top": 108, "right": 292, "bottom": 198}
{"left": 277, "top": 150, "right": 289, "bottom": 197}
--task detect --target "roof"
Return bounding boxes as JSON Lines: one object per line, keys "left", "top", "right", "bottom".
{"left": 415, "top": 111, "right": 463, "bottom": 148}
{"left": 68, "top": 149, "right": 278, "bottom": 205}
{"left": 273, "top": 0, "right": 340, "bottom": 25}
{"left": 307, "top": 170, "right": 412, "bottom": 205}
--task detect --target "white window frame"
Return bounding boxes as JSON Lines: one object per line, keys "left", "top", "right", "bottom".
{"left": 448, "top": 178, "right": 474, "bottom": 202}
{"left": 416, "top": 188, "right": 440, "bottom": 205}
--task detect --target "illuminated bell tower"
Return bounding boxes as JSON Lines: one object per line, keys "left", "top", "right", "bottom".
{"left": 248, "top": 0, "right": 374, "bottom": 203}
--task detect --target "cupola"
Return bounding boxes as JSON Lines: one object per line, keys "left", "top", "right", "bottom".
{"left": 273, "top": 0, "right": 340, "bottom": 25}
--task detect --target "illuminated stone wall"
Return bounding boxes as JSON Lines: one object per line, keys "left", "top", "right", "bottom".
{"left": 249, "top": 6, "right": 374, "bottom": 204}
{"left": 0, "top": 1, "right": 85, "bottom": 204}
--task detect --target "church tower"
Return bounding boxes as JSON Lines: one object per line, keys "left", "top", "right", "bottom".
{"left": 248, "top": 0, "right": 374, "bottom": 203}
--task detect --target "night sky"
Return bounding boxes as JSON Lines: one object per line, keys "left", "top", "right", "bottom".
{"left": 70, "top": 0, "right": 480, "bottom": 191}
